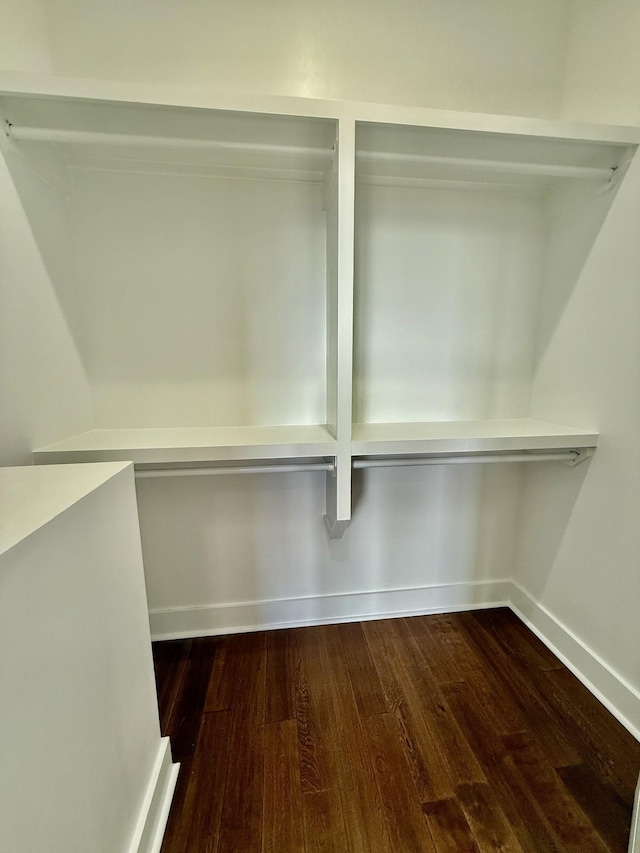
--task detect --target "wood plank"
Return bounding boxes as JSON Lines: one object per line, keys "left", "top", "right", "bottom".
{"left": 322, "top": 625, "right": 392, "bottom": 853}
{"left": 458, "top": 611, "right": 581, "bottom": 768}
{"left": 263, "top": 719, "right": 305, "bottom": 853}
{"left": 179, "top": 710, "right": 234, "bottom": 853}
{"left": 457, "top": 783, "right": 526, "bottom": 853}
{"left": 366, "top": 713, "right": 437, "bottom": 852}
{"left": 538, "top": 667, "right": 640, "bottom": 805}
{"left": 422, "top": 613, "right": 529, "bottom": 738}
{"left": 363, "top": 620, "right": 455, "bottom": 802}
{"left": 321, "top": 624, "right": 394, "bottom": 853}
{"left": 557, "top": 763, "right": 632, "bottom": 853}
{"left": 504, "top": 731, "right": 610, "bottom": 852}
{"left": 265, "top": 629, "right": 295, "bottom": 723}
{"left": 442, "top": 681, "right": 565, "bottom": 853}
{"left": 160, "top": 760, "right": 194, "bottom": 853}
{"left": 302, "top": 790, "right": 349, "bottom": 853}
{"left": 407, "top": 615, "right": 465, "bottom": 685}
{"left": 422, "top": 799, "right": 480, "bottom": 853}
{"left": 215, "top": 633, "right": 267, "bottom": 853}
{"left": 337, "top": 621, "right": 388, "bottom": 718}
{"left": 162, "top": 711, "right": 231, "bottom": 853}
{"left": 362, "top": 616, "right": 404, "bottom": 639}
{"left": 471, "top": 608, "right": 564, "bottom": 671}
{"left": 153, "top": 639, "right": 192, "bottom": 728}
{"left": 165, "top": 638, "right": 217, "bottom": 762}
{"left": 205, "top": 631, "right": 265, "bottom": 712}
{"left": 295, "top": 626, "right": 338, "bottom": 795}
{"left": 396, "top": 622, "right": 488, "bottom": 787}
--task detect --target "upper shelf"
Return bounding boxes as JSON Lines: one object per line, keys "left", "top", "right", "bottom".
{"left": 351, "top": 419, "right": 598, "bottom": 457}
{"left": 33, "top": 425, "right": 338, "bottom": 467}
{"left": 0, "top": 71, "right": 638, "bottom": 185}
{"left": 355, "top": 122, "right": 636, "bottom": 190}
{"left": 0, "top": 83, "right": 337, "bottom": 180}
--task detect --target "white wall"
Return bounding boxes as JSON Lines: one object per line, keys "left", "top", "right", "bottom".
{"left": 70, "top": 167, "right": 327, "bottom": 428}
{"left": 0, "top": 0, "right": 52, "bottom": 73}
{"left": 513, "top": 1, "right": 640, "bottom": 733}
{"left": 140, "top": 463, "right": 518, "bottom": 636}
{"left": 561, "top": 0, "right": 640, "bottom": 125}
{"left": 39, "top": 0, "right": 570, "bottom": 118}
{"left": 0, "top": 135, "right": 92, "bottom": 466}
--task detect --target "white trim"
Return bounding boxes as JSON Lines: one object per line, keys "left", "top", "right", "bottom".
{"left": 509, "top": 582, "right": 640, "bottom": 741}
{"left": 629, "top": 778, "right": 640, "bottom": 853}
{"left": 149, "top": 579, "right": 511, "bottom": 640}
{"left": 128, "top": 738, "right": 179, "bottom": 853}
{"left": 148, "top": 578, "right": 640, "bottom": 744}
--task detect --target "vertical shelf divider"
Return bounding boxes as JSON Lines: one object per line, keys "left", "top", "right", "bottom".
{"left": 324, "top": 116, "right": 356, "bottom": 539}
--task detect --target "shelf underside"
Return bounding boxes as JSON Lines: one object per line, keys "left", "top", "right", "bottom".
{"left": 33, "top": 419, "right": 597, "bottom": 468}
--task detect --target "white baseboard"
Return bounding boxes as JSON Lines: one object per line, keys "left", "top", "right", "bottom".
{"left": 148, "top": 578, "right": 640, "bottom": 743}
{"left": 630, "top": 779, "right": 640, "bottom": 853}
{"left": 509, "top": 582, "right": 640, "bottom": 742}
{"left": 128, "top": 737, "right": 180, "bottom": 853}
{"left": 149, "top": 579, "right": 511, "bottom": 640}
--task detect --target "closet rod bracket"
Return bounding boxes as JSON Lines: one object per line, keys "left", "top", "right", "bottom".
{"left": 565, "top": 447, "right": 594, "bottom": 466}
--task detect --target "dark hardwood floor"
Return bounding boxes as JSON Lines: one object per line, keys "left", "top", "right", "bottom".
{"left": 154, "top": 608, "right": 640, "bottom": 852}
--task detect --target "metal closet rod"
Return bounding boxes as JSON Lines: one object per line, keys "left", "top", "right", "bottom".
{"left": 4, "top": 122, "right": 332, "bottom": 159}
{"left": 135, "top": 460, "right": 335, "bottom": 478}
{"left": 357, "top": 150, "right": 616, "bottom": 181}
{"left": 135, "top": 449, "right": 585, "bottom": 478}
{"left": 352, "top": 450, "right": 582, "bottom": 469}
{"left": 5, "top": 123, "right": 615, "bottom": 181}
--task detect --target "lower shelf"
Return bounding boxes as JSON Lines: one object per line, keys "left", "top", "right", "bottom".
{"left": 33, "top": 419, "right": 598, "bottom": 469}
{"left": 351, "top": 418, "right": 598, "bottom": 456}
{"left": 33, "top": 424, "right": 338, "bottom": 466}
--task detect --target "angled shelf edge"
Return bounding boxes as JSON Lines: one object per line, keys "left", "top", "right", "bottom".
{"left": 0, "top": 462, "right": 132, "bottom": 556}
{"left": 351, "top": 419, "right": 599, "bottom": 456}
{"left": 33, "top": 425, "right": 338, "bottom": 466}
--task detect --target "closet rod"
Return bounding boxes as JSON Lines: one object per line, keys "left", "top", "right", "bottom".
{"left": 353, "top": 450, "right": 581, "bottom": 470}
{"left": 5, "top": 122, "right": 332, "bottom": 159}
{"left": 136, "top": 461, "right": 335, "bottom": 479}
{"left": 357, "top": 150, "right": 616, "bottom": 181}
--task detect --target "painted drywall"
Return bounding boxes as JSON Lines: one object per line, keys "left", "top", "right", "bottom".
{"left": 0, "top": 464, "right": 164, "bottom": 853}
{"left": 0, "top": 136, "right": 92, "bottom": 466}
{"left": 69, "top": 168, "right": 327, "bottom": 428}
{"left": 516, "top": 154, "right": 640, "bottom": 700}
{"left": 561, "top": 0, "right": 640, "bottom": 125}
{"left": 512, "top": 1, "right": 640, "bottom": 729}
{"left": 0, "top": 0, "right": 52, "bottom": 73}
{"left": 138, "top": 462, "right": 521, "bottom": 629}
{"left": 353, "top": 183, "right": 544, "bottom": 423}
{"left": 39, "top": 0, "right": 571, "bottom": 118}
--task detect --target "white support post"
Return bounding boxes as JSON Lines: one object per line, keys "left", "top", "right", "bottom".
{"left": 324, "top": 117, "right": 356, "bottom": 540}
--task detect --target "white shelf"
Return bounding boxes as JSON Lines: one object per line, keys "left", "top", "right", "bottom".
{"left": 3, "top": 72, "right": 629, "bottom": 535}
{"left": 33, "top": 425, "right": 337, "bottom": 466}
{"left": 0, "top": 462, "right": 130, "bottom": 555}
{"left": 351, "top": 419, "right": 598, "bottom": 457}
{"left": 355, "top": 122, "right": 635, "bottom": 191}
{"left": 0, "top": 85, "right": 337, "bottom": 180}
{"left": 1, "top": 70, "right": 639, "bottom": 144}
